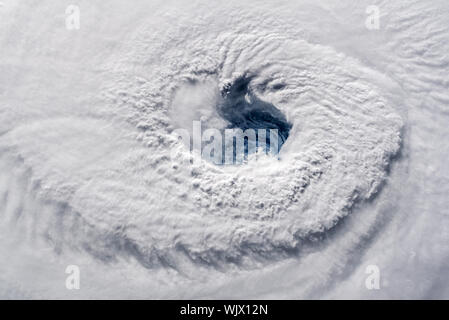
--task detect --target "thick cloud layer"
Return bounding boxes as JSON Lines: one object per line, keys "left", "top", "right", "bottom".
{"left": 0, "top": 0, "right": 448, "bottom": 299}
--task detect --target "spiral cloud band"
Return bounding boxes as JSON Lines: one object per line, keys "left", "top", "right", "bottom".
{"left": 0, "top": 0, "right": 448, "bottom": 299}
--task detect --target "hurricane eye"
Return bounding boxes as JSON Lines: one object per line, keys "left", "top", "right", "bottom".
{"left": 215, "top": 76, "right": 292, "bottom": 163}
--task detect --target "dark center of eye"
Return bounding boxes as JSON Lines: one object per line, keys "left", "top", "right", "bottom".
{"left": 217, "top": 76, "right": 292, "bottom": 156}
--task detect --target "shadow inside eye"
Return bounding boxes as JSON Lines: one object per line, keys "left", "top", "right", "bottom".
{"left": 271, "top": 83, "right": 286, "bottom": 90}
{"left": 216, "top": 76, "right": 292, "bottom": 162}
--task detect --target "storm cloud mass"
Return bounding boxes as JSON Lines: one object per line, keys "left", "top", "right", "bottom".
{"left": 0, "top": 0, "right": 448, "bottom": 299}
